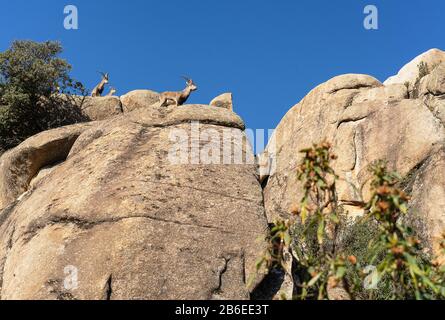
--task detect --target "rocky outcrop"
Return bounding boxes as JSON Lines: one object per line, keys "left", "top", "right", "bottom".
{"left": 0, "top": 123, "right": 95, "bottom": 211}
{"left": 0, "top": 104, "right": 268, "bottom": 300}
{"left": 120, "top": 90, "right": 160, "bottom": 113}
{"left": 384, "top": 48, "right": 445, "bottom": 92}
{"left": 80, "top": 96, "right": 123, "bottom": 121}
{"left": 2, "top": 49, "right": 445, "bottom": 300}
{"left": 420, "top": 62, "right": 445, "bottom": 96}
{"left": 210, "top": 93, "right": 234, "bottom": 111}
{"left": 419, "top": 62, "right": 445, "bottom": 126}
{"left": 65, "top": 91, "right": 160, "bottom": 122}
{"left": 262, "top": 51, "right": 445, "bottom": 262}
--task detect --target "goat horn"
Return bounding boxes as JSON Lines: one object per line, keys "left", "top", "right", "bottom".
{"left": 97, "top": 71, "right": 109, "bottom": 78}
{"left": 181, "top": 75, "right": 192, "bottom": 82}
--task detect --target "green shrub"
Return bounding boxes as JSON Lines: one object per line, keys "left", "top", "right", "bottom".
{"left": 339, "top": 218, "right": 395, "bottom": 299}
{"left": 0, "top": 40, "right": 87, "bottom": 152}
{"left": 255, "top": 143, "right": 445, "bottom": 300}
{"left": 411, "top": 61, "right": 430, "bottom": 98}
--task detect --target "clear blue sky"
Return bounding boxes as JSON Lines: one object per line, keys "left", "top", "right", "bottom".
{"left": 0, "top": 0, "right": 443, "bottom": 131}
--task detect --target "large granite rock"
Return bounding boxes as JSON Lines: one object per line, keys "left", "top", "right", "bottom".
{"left": 419, "top": 62, "right": 445, "bottom": 126}
{"left": 0, "top": 123, "right": 95, "bottom": 211}
{"left": 120, "top": 90, "right": 160, "bottom": 113}
{"left": 262, "top": 70, "right": 445, "bottom": 261}
{"left": 81, "top": 96, "right": 123, "bottom": 121}
{"left": 210, "top": 93, "right": 234, "bottom": 111}
{"left": 55, "top": 95, "right": 123, "bottom": 121}
{"left": 0, "top": 104, "right": 268, "bottom": 300}
{"left": 384, "top": 48, "right": 445, "bottom": 92}
{"left": 59, "top": 91, "right": 160, "bottom": 122}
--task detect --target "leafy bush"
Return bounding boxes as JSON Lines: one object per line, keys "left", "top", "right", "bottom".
{"left": 363, "top": 161, "right": 444, "bottom": 299}
{"left": 411, "top": 61, "right": 430, "bottom": 98}
{"left": 337, "top": 218, "right": 393, "bottom": 299}
{"left": 256, "top": 142, "right": 445, "bottom": 300}
{"left": 0, "top": 40, "right": 87, "bottom": 153}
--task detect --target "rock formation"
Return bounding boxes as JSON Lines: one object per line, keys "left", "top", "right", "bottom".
{"left": 120, "top": 90, "right": 160, "bottom": 113}
{"left": 62, "top": 90, "right": 161, "bottom": 122}
{"left": 210, "top": 93, "right": 234, "bottom": 112}
{"left": 0, "top": 104, "right": 268, "bottom": 300}
{"left": 0, "top": 123, "right": 95, "bottom": 210}
{"left": 384, "top": 48, "right": 445, "bottom": 92}
{"left": 1, "top": 49, "right": 445, "bottom": 300}
{"left": 261, "top": 49, "right": 445, "bottom": 264}
{"left": 80, "top": 96, "right": 123, "bottom": 121}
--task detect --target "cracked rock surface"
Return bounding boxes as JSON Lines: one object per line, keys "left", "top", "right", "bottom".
{"left": 0, "top": 104, "right": 268, "bottom": 300}
{"left": 262, "top": 50, "right": 445, "bottom": 263}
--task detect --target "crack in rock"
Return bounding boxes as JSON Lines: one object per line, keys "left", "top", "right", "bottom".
{"left": 142, "top": 179, "right": 261, "bottom": 205}
{"left": 328, "top": 83, "right": 379, "bottom": 94}
{"left": 132, "top": 118, "right": 245, "bottom": 131}
{"left": 422, "top": 97, "right": 445, "bottom": 127}
{"left": 212, "top": 256, "right": 231, "bottom": 298}
{"left": 103, "top": 274, "right": 113, "bottom": 300}
{"left": 336, "top": 115, "right": 369, "bottom": 129}
{"left": 20, "top": 213, "right": 236, "bottom": 245}
{"left": 0, "top": 201, "right": 19, "bottom": 227}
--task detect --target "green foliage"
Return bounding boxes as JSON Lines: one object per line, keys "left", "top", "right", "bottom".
{"left": 255, "top": 142, "right": 445, "bottom": 300}
{"left": 418, "top": 61, "right": 430, "bottom": 79}
{"left": 364, "top": 161, "right": 445, "bottom": 299}
{"left": 0, "top": 40, "right": 87, "bottom": 152}
{"left": 411, "top": 61, "right": 430, "bottom": 98}
{"left": 337, "top": 218, "right": 393, "bottom": 299}
{"left": 290, "top": 142, "right": 347, "bottom": 299}
{"left": 255, "top": 220, "right": 293, "bottom": 272}
{"left": 256, "top": 142, "right": 352, "bottom": 299}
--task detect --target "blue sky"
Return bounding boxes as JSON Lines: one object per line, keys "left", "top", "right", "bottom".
{"left": 0, "top": 0, "right": 444, "bottom": 132}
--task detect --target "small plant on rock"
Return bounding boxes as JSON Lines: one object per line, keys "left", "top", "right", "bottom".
{"left": 254, "top": 142, "right": 445, "bottom": 300}
{"left": 411, "top": 61, "right": 430, "bottom": 98}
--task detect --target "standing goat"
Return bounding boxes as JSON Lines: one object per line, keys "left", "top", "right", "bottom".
{"left": 106, "top": 87, "right": 117, "bottom": 96}
{"left": 159, "top": 76, "right": 198, "bottom": 107}
{"left": 91, "top": 72, "right": 109, "bottom": 97}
